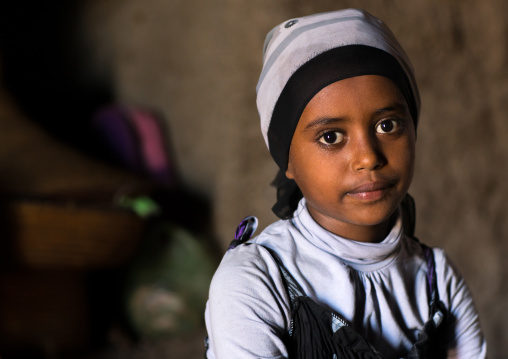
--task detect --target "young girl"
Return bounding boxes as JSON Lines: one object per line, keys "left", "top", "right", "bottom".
{"left": 204, "top": 9, "right": 487, "bottom": 358}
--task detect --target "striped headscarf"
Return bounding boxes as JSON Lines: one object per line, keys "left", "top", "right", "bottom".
{"left": 256, "top": 9, "right": 420, "bottom": 218}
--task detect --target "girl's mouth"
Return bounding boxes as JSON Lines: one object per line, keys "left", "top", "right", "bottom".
{"left": 346, "top": 181, "right": 394, "bottom": 201}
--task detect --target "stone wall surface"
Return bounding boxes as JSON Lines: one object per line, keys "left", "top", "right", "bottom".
{"left": 81, "top": 0, "right": 508, "bottom": 356}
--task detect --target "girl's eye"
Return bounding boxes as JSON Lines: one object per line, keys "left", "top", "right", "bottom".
{"left": 318, "top": 131, "right": 344, "bottom": 145}
{"left": 375, "top": 119, "right": 400, "bottom": 134}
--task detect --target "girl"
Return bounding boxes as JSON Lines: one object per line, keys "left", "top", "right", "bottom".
{"left": 204, "top": 9, "right": 487, "bottom": 358}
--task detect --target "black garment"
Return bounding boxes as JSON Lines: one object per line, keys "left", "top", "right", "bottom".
{"left": 266, "top": 244, "right": 448, "bottom": 359}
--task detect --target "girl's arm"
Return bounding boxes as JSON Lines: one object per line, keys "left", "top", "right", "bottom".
{"left": 205, "top": 245, "right": 291, "bottom": 358}
{"left": 435, "top": 249, "right": 488, "bottom": 358}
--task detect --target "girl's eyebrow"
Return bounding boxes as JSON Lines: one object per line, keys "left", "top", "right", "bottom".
{"left": 303, "top": 117, "right": 346, "bottom": 132}
{"left": 303, "top": 102, "right": 408, "bottom": 132}
{"left": 374, "top": 102, "right": 408, "bottom": 114}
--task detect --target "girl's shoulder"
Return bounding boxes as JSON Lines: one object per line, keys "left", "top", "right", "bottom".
{"left": 410, "top": 241, "right": 459, "bottom": 278}
{"left": 409, "top": 241, "right": 472, "bottom": 308}
{"left": 430, "top": 246, "right": 469, "bottom": 292}
{"left": 210, "top": 218, "right": 294, "bottom": 292}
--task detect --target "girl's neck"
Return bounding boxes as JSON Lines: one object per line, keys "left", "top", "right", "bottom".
{"left": 308, "top": 208, "right": 398, "bottom": 243}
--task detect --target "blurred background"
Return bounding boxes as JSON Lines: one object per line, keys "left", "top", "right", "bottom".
{"left": 0, "top": 0, "right": 507, "bottom": 358}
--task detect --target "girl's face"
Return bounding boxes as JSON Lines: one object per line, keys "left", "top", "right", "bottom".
{"left": 286, "top": 75, "right": 415, "bottom": 243}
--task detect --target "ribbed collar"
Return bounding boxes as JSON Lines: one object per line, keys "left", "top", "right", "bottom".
{"left": 292, "top": 198, "right": 403, "bottom": 272}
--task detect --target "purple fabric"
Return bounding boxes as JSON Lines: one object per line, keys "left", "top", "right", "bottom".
{"left": 229, "top": 216, "right": 258, "bottom": 250}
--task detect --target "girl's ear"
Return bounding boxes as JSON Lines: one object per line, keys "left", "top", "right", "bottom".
{"left": 285, "top": 156, "right": 295, "bottom": 180}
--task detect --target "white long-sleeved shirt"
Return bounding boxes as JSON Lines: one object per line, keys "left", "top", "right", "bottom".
{"left": 205, "top": 199, "right": 487, "bottom": 358}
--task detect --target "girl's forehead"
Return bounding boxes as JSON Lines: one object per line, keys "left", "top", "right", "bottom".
{"left": 310, "top": 75, "right": 402, "bottom": 101}
{"left": 302, "top": 75, "right": 408, "bottom": 120}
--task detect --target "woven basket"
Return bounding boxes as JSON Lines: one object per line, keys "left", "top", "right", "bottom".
{"left": 0, "top": 198, "right": 146, "bottom": 269}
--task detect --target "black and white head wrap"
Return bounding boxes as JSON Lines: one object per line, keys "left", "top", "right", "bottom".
{"left": 256, "top": 9, "right": 421, "bottom": 219}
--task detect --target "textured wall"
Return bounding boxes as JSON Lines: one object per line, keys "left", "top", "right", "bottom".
{"left": 81, "top": 0, "right": 508, "bottom": 356}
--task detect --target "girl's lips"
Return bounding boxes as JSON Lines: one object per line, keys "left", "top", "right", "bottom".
{"left": 346, "top": 181, "right": 393, "bottom": 201}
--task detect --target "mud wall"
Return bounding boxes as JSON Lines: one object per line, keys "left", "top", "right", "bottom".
{"left": 81, "top": 0, "right": 508, "bottom": 356}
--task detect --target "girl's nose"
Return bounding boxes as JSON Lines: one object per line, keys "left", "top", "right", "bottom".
{"left": 352, "top": 135, "right": 385, "bottom": 171}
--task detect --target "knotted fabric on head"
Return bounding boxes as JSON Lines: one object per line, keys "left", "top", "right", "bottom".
{"left": 256, "top": 9, "right": 421, "bottom": 219}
